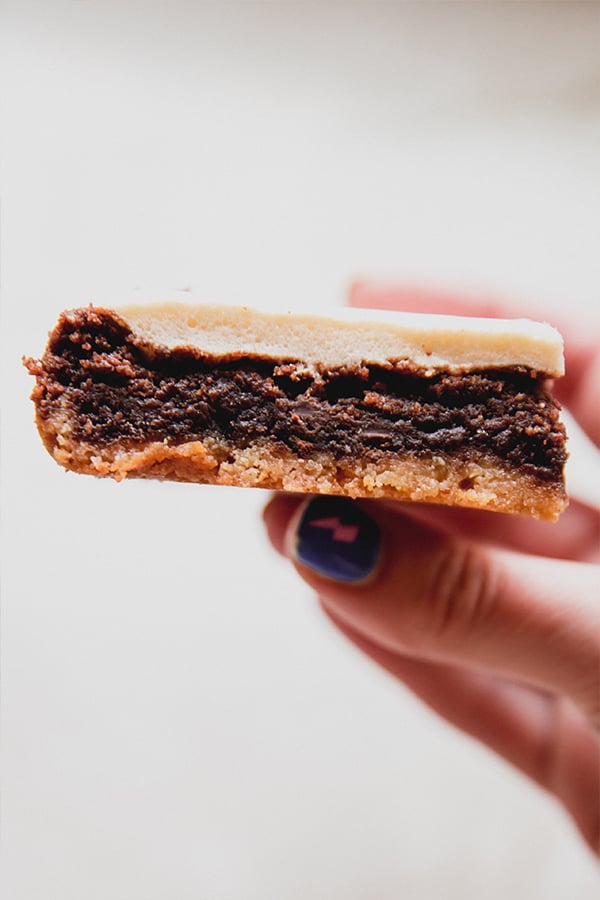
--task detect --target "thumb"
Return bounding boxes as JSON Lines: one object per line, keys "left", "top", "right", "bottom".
{"left": 265, "top": 495, "right": 600, "bottom": 729}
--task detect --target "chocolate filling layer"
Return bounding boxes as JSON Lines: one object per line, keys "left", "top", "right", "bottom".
{"left": 28, "top": 308, "right": 567, "bottom": 482}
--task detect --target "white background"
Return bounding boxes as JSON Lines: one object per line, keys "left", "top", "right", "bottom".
{"left": 1, "top": 2, "right": 599, "bottom": 898}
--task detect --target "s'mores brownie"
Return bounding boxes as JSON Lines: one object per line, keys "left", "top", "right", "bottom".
{"left": 25, "top": 303, "right": 568, "bottom": 520}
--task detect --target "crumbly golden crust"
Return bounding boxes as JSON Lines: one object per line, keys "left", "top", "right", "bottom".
{"left": 37, "top": 407, "right": 565, "bottom": 521}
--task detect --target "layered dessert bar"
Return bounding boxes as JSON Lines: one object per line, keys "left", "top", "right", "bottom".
{"left": 25, "top": 303, "right": 568, "bottom": 520}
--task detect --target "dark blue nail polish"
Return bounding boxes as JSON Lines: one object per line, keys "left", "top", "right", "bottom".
{"left": 293, "top": 496, "right": 380, "bottom": 583}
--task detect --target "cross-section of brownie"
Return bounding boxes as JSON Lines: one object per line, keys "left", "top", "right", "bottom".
{"left": 25, "top": 302, "right": 568, "bottom": 520}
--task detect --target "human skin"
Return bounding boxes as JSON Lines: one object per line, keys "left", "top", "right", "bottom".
{"left": 262, "top": 284, "right": 600, "bottom": 854}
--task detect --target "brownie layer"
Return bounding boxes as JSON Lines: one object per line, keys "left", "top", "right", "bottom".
{"left": 27, "top": 307, "right": 567, "bottom": 484}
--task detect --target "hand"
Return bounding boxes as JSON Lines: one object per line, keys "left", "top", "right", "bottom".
{"left": 262, "top": 283, "right": 600, "bottom": 854}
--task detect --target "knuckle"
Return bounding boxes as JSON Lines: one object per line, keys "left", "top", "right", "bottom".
{"left": 420, "top": 540, "right": 499, "bottom": 643}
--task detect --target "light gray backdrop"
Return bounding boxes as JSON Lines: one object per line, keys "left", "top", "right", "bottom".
{"left": 2, "top": 2, "right": 599, "bottom": 898}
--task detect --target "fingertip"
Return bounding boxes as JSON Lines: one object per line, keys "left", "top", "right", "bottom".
{"left": 264, "top": 493, "right": 391, "bottom": 588}
{"left": 262, "top": 493, "right": 303, "bottom": 557}
{"left": 289, "top": 496, "right": 382, "bottom": 585}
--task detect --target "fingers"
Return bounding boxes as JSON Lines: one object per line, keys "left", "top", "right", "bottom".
{"left": 322, "top": 605, "right": 600, "bottom": 854}
{"left": 263, "top": 494, "right": 600, "bottom": 729}
{"left": 386, "top": 501, "right": 600, "bottom": 563}
{"left": 322, "top": 602, "right": 559, "bottom": 784}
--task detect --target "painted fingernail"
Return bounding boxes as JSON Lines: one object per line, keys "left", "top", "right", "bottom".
{"left": 292, "top": 496, "right": 381, "bottom": 583}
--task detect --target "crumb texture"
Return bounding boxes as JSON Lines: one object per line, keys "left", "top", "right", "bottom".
{"left": 25, "top": 306, "right": 568, "bottom": 521}
{"left": 38, "top": 431, "right": 565, "bottom": 521}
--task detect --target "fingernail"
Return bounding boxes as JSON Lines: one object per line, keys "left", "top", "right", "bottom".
{"left": 291, "top": 496, "right": 381, "bottom": 584}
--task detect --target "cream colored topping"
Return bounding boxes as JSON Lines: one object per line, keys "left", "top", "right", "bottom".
{"left": 118, "top": 302, "right": 565, "bottom": 376}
